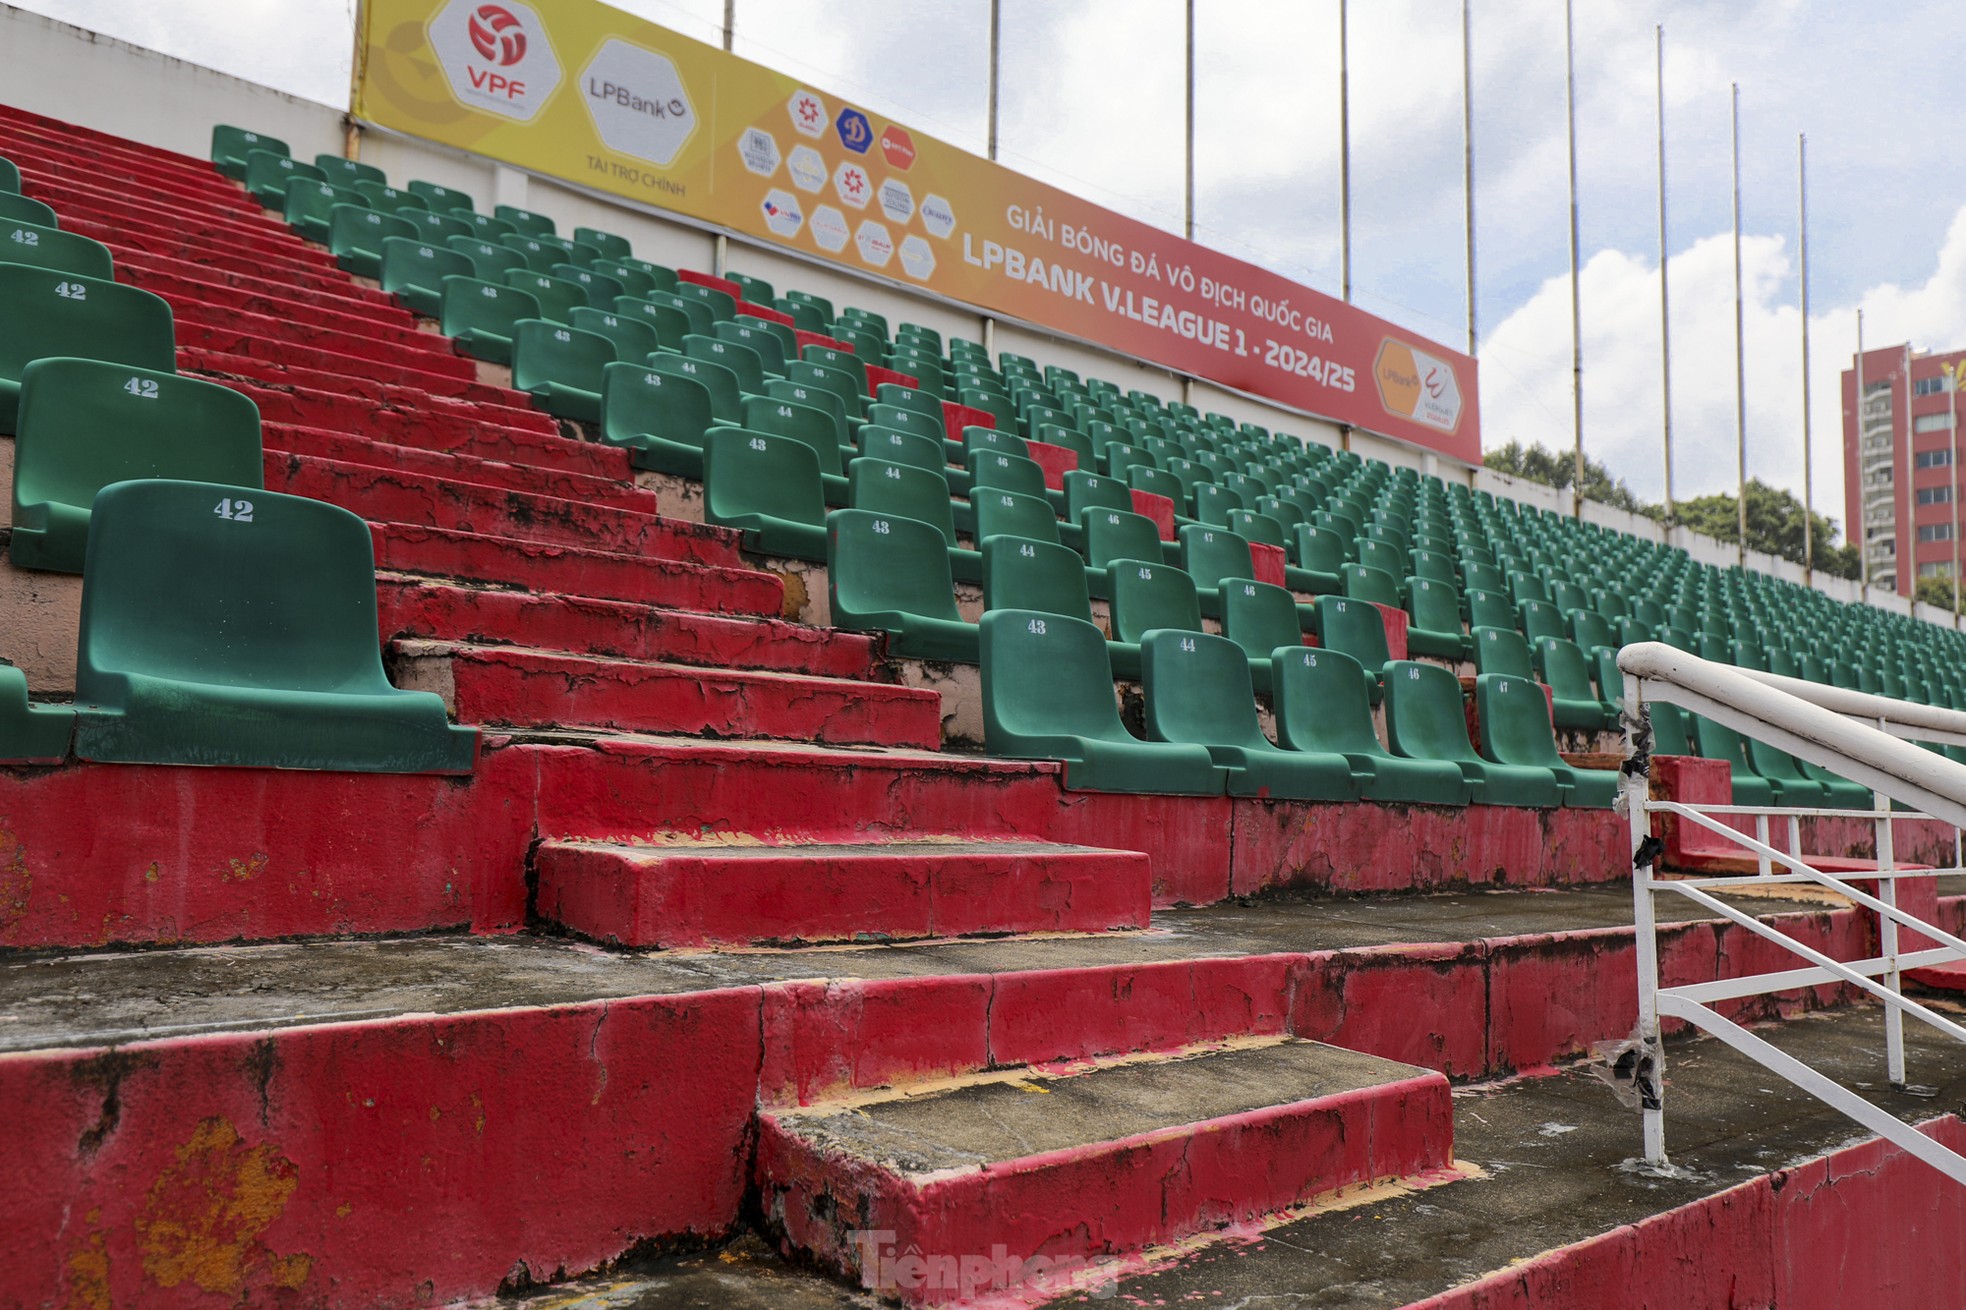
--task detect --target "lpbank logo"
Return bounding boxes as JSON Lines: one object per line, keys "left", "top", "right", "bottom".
{"left": 430, "top": 0, "right": 562, "bottom": 121}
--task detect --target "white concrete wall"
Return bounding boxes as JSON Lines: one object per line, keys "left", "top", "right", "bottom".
{"left": 2, "top": 2, "right": 1948, "bottom": 637}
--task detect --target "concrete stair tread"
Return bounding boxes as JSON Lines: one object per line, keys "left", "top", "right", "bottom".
{"left": 769, "top": 1036, "right": 1433, "bottom": 1176}
{"left": 394, "top": 639, "right": 942, "bottom": 750}
{"left": 554, "top": 835, "right": 1139, "bottom": 860}
{"left": 265, "top": 423, "right": 660, "bottom": 513}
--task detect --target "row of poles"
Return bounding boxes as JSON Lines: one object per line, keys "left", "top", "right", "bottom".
{"left": 715, "top": 3, "right": 1847, "bottom": 586}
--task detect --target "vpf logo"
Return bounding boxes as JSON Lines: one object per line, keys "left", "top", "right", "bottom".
{"left": 468, "top": 4, "right": 527, "bottom": 65}
{"left": 429, "top": 0, "right": 562, "bottom": 121}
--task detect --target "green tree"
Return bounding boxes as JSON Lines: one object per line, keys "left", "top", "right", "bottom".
{"left": 1915, "top": 572, "right": 1961, "bottom": 613}
{"left": 1482, "top": 440, "right": 1648, "bottom": 514}
{"left": 1670, "top": 479, "right": 1861, "bottom": 580}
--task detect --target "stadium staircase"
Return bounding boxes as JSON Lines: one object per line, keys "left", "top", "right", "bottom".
{"left": 2, "top": 101, "right": 1963, "bottom": 1308}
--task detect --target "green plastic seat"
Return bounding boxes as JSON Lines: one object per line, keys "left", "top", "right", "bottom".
{"left": 574, "top": 226, "right": 631, "bottom": 260}
{"left": 1271, "top": 646, "right": 1468, "bottom": 805}
{"left": 0, "top": 266, "right": 176, "bottom": 434}
{"left": 0, "top": 664, "right": 72, "bottom": 763}
{"left": 967, "top": 449, "right": 1047, "bottom": 499}
{"left": 400, "top": 209, "right": 473, "bottom": 244}
{"left": 495, "top": 204, "right": 556, "bottom": 237}
{"left": 1291, "top": 525, "right": 1346, "bottom": 595}
{"left": 1689, "top": 716, "right": 1778, "bottom": 808}
{"left": 502, "top": 269, "right": 587, "bottom": 324}
{"left": 1341, "top": 562, "right": 1400, "bottom": 607}
{"left": 211, "top": 125, "right": 285, "bottom": 180}
{"left": 858, "top": 425, "right": 947, "bottom": 478}
{"left": 764, "top": 378, "right": 853, "bottom": 445}
{"left": 500, "top": 235, "right": 567, "bottom": 274}
{"left": 351, "top": 182, "right": 429, "bottom": 216}
{"left": 314, "top": 153, "right": 385, "bottom": 187}
{"left": 550, "top": 263, "right": 625, "bottom": 309}
{"left": 1474, "top": 673, "right": 1610, "bottom": 806}
{"left": 677, "top": 282, "right": 740, "bottom": 323}
{"left": 72, "top": 479, "right": 477, "bottom": 773}
{"left": 1219, "top": 576, "right": 1305, "bottom": 695}
{"left": 739, "top": 394, "right": 847, "bottom": 504}
{"left": 436, "top": 276, "right": 539, "bottom": 365}
{"left": 443, "top": 235, "right": 523, "bottom": 282}
{"left": 1535, "top": 637, "right": 1614, "bottom": 731}
{"left": 683, "top": 333, "right": 766, "bottom": 394}
{"left": 1740, "top": 736, "right": 1843, "bottom": 808}
{"left": 702, "top": 428, "right": 826, "bottom": 561}
{"left": 0, "top": 191, "right": 59, "bottom": 227}
{"left": 714, "top": 318, "right": 789, "bottom": 375}
{"left": 980, "top": 535, "right": 1115, "bottom": 673}
{"left": 649, "top": 352, "right": 742, "bottom": 424}
{"left": 614, "top": 296, "right": 692, "bottom": 350}
{"left": 510, "top": 319, "right": 615, "bottom": 423}
{"left": 11, "top": 359, "right": 261, "bottom": 574}
{"left": 1518, "top": 599, "right": 1566, "bottom": 645}
{"left": 1385, "top": 661, "right": 1557, "bottom": 807}
{"left": 1143, "top": 629, "right": 1355, "bottom": 799}
{"left": 725, "top": 271, "right": 774, "bottom": 304}
{"left": 407, "top": 180, "right": 474, "bottom": 214}
{"left": 243, "top": 150, "right": 323, "bottom": 207}
{"left": 326, "top": 204, "right": 414, "bottom": 278}
{"left": 1107, "top": 558, "right": 1203, "bottom": 680}
{"left": 1315, "top": 594, "right": 1392, "bottom": 704}
{"left": 1471, "top": 625, "right": 1534, "bottom": 678}
{"left": 869, "top": 403, "right": 946, "bottom": 445}
{"left": 828, "top": 508, "right": 978, "bottom": 663}
{"left": 598, "top": 361, "right": 715, "bottom": 476}
{"left": 973, "top": 488, "right": 1061, "bottom": 547}
{"left": 1405, "top": 576, "right": 1470, "bottom": 661}
{"left": 568, "top": 306, "right": 662, "bottom": 364}
{"left": 1179, "top": 525, "right": 1253, "bottom": 618}
{"left": 0, "top": 218, "right": 111, "bottom": 278}
{"left": 282, "top": 180, "right": 366, "bottom": 243}
{"left": 845, "top": 455, "right": 975, "bottom": 582}
{"left": 982, "top": 610, "right": 1223, "bottom": 795}
{"left": 381, "top": 239, "right": 474, "bottom": 317}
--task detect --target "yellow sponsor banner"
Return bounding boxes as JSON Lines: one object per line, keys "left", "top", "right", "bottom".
{"left": 354, "top": 0, "right": 1479, "bottom": 457}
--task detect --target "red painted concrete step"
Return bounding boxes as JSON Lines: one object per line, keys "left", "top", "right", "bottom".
{"left": 183, "top": 343, "right": 530, "bottom": 412}
{"left": 534, "top": 835, "right": 1153, "bottom": 947}
{"left": 392, "top": 640, "right": 941, "bottom": 748}
{"left": 376, "top": 578, "right": 881, "bottom": 677}
{"left": 755, "top": 1036, "right": 1455, "bottom": 1305}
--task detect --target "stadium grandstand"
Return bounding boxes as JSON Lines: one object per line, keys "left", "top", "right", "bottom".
{"left": 4, "top": 3, "right": 1966, "bottom": 1306}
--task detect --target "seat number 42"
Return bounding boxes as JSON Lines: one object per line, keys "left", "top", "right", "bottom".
{"left": 213, "top": 498, "right": 255, "bottom": 522}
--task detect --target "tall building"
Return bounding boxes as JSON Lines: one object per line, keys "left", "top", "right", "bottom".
{"left": 1842, "top": 343, "right": 1966, "bottom": 594}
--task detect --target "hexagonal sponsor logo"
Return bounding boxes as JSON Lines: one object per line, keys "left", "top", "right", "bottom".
{"left": 855, "top": 220, "right": 893, "bottom": 268}
{"left": 833, "top": 161, "right": 871, "bottom": 210}
{"left": 810, "top": 205, "right": 850, "bottom": 253}
{"left": 738, "top": 127, "right": 780, "bottom": 177}
{"left": 919, "top": 193, "right": 956, "bottom": 239}
{"left": 898, "top": 234, "right": 935, "bottom": 280}
{"left": 835, "top": 106, "right": 873, "bottom": 154}
{"left": 429, "top": 0, "right": 562, "bottom": 122}
{"left": 787, "top": 144, "right": 826, "bottom": 193}
{"left": 877, "top": 178, "right": 914, "bottom": 224}
{"left": 1374, "top": 339, "right": 1464, "bottom": 433}
{"left": 761, "top": 188, "right": 803, "bottom": 238}
{"left": 880, "top": 125, "right": 917, "bottom": 171}
{"left": 579, "top": 39, "right": 697, "bottom": 166}
{"left": 787, "top": 89, "right": 827, "bottom": 138}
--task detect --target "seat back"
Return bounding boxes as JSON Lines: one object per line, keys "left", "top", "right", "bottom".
{"left": 1316, "top": 595, "right": 1392, "bottom": 670}
{"left": 714, "top": 318, "right": 788, "bottom": 374}
{"left": 0, "top": 191, "right": 58, "bottom": 227}
{"left": 438, "top": 276, "right": 539, "bottom": 346}
{"left": 968, "top": 449, "right": 1048, "bottom": 498}
{"left": 684, "top": 333, "right": 767, "bottom": 393}
{"left": 1220, "top": 577, "right": 1302, "bottom": 662}
{"left": 702, "top": 428, "right": 825, "bottom": 534}
{"left": 677, "top": 282, "right": 738, "bottom": 322}
{"left": 495, "top": 203, "right": 556, "bottom": 236}
{"left": 1064, "top": 470, "right": 1131, "bottom": 519}
{"left": 77, "top": 479, "right": 385, "bottom": 695}
{"left": 575, "top": 226, "right": 632, "bottom": 260}
{"left": 244, "top": 150, "right": 323, "bottom": 202}
{"left": 400, "top": 208, "right": 473, "bottom": 243}
{"left": 0, "top": 218, "right": 112, "bottom": 279}
{"left": 785, "top": 360, "right": 864, "bottom": 418}
{"left": 1341, "top": 562, "right": 1399, "bottom": 607}
{"left": 0, "top": 267, "right": 176, "bottom": 430}
{"left": 828, "top": 508, "right": 962, "bottom": 623}
{"left": 1143, "top": 629, "right": 1269, "bottom": 751}
{"left": 408, "top": 179, "right": 474, "bottom": 213}
{"left": 847, "top": 458, "right": 957, "bottom": 543}
{"left": 974, "top": 488, "right": 1061, "bottom": 546}
{"left": 550, "top": 263, "right": 626, "bottom": 308}
{"left": 613, "top": 295, "right": 692, "bottom": 350}
{"left": 1405, "top": 575, "right": 1462, "bottom": 634}
{"left": 1471, "top": 625, "right": 1533, "bottom": 677}
{"left": 352, "top": 182, "right": 430, "bottom": 216}
{"left": 981, "top": 610, "right": 1131, "bottom": 747}
{"left": 444, "top": 235, "right": 525, "bottom": 281}
{"left": 1692, "top": 715, "right": 1758, "bottom": 773}
{"left": 982, "top": 535, "right": 1094, "bottom": 623}
{"left": 503, "top": 270, "right": 587, "bottom": 324}
{"left": 282, "top": 180, "right": 366, "bottom": 233}
{"left": 1383, "top": 660, "right": 1480, "bottom": 764}
{"left": 314, "top": 153, "right": 386, "bottom": 187}
{"left": 1272, "top": 646, "right": 1382, "bottom": 757}
{"left": 382, "top": 238, "right": 473, "bottom": 298}
{"left": 867, "top": 403, "right": 945, "bottom": 442}
{"left": 1534, "top": 637, "right": 1598, "bottom": 702}
{"left": 568, "top": 307, "right": 662, "bottom": 363}
{"left": 212, "top": 125, "right": 286, "bottom": 177}
{"left": 511, "top": 320, "right": 616, "bottom": 398}
{"left": 1179, "top": 524, "right": 1254, "bottom": 594}
{"left": 648, "top": 351, "right": 743, "bottom": 423}
{"left": 1476, "top": 673, "right": 1565, "bottom": 767}
{"left": 11, "top": 360, "right": 263, "bottom": 574}
{"left": 327, "top": 204, "right": 414, "bottom": 258}
{"left": 858, "top": 424, "right": 945, "bottom": 477}
{"left": 1108, "top": 560, "right": 1204, "bottom": 643}
{"left": 1082, "top": 508, "right": 1165, "bottom": 571}
{"left": 599, "top": 360, "right": 714, "bottom": 450}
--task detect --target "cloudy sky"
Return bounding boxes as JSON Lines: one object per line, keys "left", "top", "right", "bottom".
{"left": 16, "top": 0, "right": 1966, "bottom": 541}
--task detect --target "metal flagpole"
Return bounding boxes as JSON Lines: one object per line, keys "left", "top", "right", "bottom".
{"left": 1463, "top": 0, "right": 1477, "bottom": 357}
{"left": 1565, "top": 0, "right": 1584, "bottom": 517}
{"left": 1903, "top": 343, "right": 1915, "bottom": 597}
{"left": 1339, "top": 0, "right": 1352, "bottom": 303}
{"left": 1656, "top": 25, "right": 1674, "bottom": 526}
{"left": 1732, "top": 83, "right": 1747, "bottom": 563}
{"left": 1185, "top": 0, "right": 1196, "bottom": 241}
{"left": 722, "top": 0, "right": 734, "bottom": 49}
{"left": 1799, "top": 133, "right": 1814, "bottom": 585}
{"left": 986, "top": 0, "right": 1001, "bottom": 160}
{"left": 1858, "top": 311, "right": 1869, "bottom": 597}
{"left": 1950, "top": 361, "right": 1960, "bottom": 622}
{"left": 712, "top": 0, "right": 736, "bottom": 274}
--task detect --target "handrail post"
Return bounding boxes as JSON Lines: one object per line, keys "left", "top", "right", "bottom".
{"left": 1623, "top": 674, "right": 1668, "bottom": 1165}
{"left": 1875, "top": 714, "right": 1906, "bottom": 1088}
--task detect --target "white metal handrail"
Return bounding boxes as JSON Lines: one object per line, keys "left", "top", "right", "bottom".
{"left": 1616, "top": 641, "right": 1966, "bottom": 1184}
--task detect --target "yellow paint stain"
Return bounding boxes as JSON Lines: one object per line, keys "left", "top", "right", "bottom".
{"left": 335, "top": 1203, "right": 352, "bottom": 1219}
{"left": 143, "top": 863, "right": 159, "bottom": 884}
{"left": 470, "top": 1091, "right": 486, "bottom": 1134}
{"left": 137, "top": 1117, "right": 308, "bottom": 1296}
{"left": 60, "top": 1208, "right": 110, "bottom": 1310}
{"left": 220, "top": 854, "right": 270, "bottom": 884}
